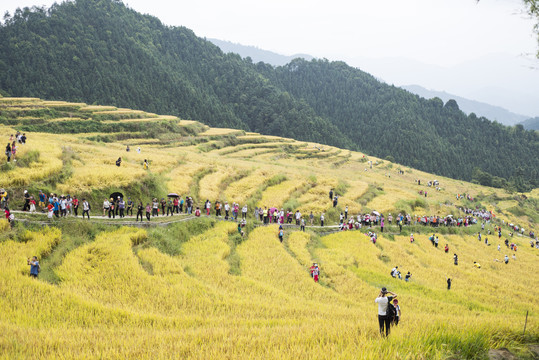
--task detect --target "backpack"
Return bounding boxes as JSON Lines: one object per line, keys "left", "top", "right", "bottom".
{"left": 386, "top": 301, "right": 396, "bottom": 319}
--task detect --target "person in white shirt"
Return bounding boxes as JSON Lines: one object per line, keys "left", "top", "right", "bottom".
{"left": 82, "top": 199, "right": 90, "bottom": 219}
{"left": 375, "top": 287, "right": 397, "bottom": 336}
{"left": 224, "top": 202, "right": 230, "bottom": 219}
{"left": 103, "top": 198, "right": 110, "bottom": 217}
{"left": 242, "top": 205, "right": 248, "bottom": 219}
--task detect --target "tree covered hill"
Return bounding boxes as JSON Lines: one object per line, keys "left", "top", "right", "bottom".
{"left": 0, "top": 0, "right": 537, "bottom": 190}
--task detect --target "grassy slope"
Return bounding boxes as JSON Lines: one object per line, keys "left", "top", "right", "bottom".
{"left": 0, "top": 97, "right": 537, "bottom": 359}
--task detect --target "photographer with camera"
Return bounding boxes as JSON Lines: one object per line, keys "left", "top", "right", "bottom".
{"left": 375, "top": 287, "right": 397, "bottom": 336}
{"left": 27, "top": 256, "right": 40, "bottom": 278}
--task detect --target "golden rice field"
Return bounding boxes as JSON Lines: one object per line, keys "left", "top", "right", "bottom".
{"left": 256, "top": 179, "right": 306, "bottom": 209}
{"left": 297, "top": 177, "right": 339, "bottom": 214}
{"left": 1, "top": 221, "right": 537, "bottom": 359}
{"left": 0, "top": 97, "right": 537, "bottom": 358}
{"left": 223, "top": 168, "right": 275, "bottom": 204}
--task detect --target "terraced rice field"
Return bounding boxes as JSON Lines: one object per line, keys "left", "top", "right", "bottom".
{"left": 0, "top": 97, "right": 537, "bottom": 359}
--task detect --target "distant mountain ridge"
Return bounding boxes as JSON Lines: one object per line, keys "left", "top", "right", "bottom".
{"left": 208, "top": 39, "right": 534, "bottom": 128}
{"left": 208, "top": 38, "right": 314, "bottom": 66}
{"left": 401, "top": 85, "right": 529, "bottom": 126}
{"left": 519, "top": 117, "right": 539, "bottom": 131}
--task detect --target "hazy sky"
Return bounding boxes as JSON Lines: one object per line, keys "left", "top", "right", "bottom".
{"left": 1, "top": 0, "right": 536, "bottom": 66}
{"left": 1, "top": 0, "right": 538, "bottom": 115}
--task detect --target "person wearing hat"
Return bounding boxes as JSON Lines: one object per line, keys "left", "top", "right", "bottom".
{"left": 375, "top": 287, "right": 397, "bottom": 336}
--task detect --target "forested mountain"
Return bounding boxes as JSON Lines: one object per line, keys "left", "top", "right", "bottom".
{"left": 0, "top": 0, "right": 346, "bottom": 147}
{"left": 0, "top": 0, "right": 537, "bottom": 190}
{"left": 258, "top": 59, "right": 538, "bottom": 189}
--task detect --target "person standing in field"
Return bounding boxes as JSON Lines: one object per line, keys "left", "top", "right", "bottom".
{"left": 215, "top": 201, "right": 221, "bottom": 217}
{"left": 27, "top": 256, "right": 40, "bottom": 278}
{"left": 82, "top": 199, "right": 90, "bottom": 219}
{"left": 278, "top": 227, "right": 284, "bottom": 243}
{"left": 225, "top": 202, "right": 230, "bottom": 220}
{"left": 160, "top": 198, "right": 166, "bottom": 216}
{"left": 11, "top": 141, "right": 17, "bottom": 162}
{"left": 309, "top": 211, "right": 314, "bottom": 226}
{"left": 143, "top": 159, "right": 149, "bottom": 170}
{"left": 118, "top": 197, "right": 125, "bottom": 218}
{"left": 312, "top": 263, "right": 319, "bottom": 283}
{"left": 103, "top": 198, "right": 110, "bottom": 217}
{"left": 136, "top": 202, "right": 144, "bottom": 222}
{"left": 29, "top": 197, "right": 36, "bottom": 213}
{"left": 375, "top": 287, "right": 397, "bottom": 337}
{"left": 172, "top": 197, "right": 179, "bottom": 214}
{"left": 72, "top": 196, "right": 79, "bottom": 217}
{"left": 393, "top": 299, "right": 401, "bottom": 325}
{"left": 5, "top": 143, "right": 11, "bottom": 162}
{"left": 145, "top": 203, "right": 151, "bottom": 221}
{"left": 320, "top": 213, "right": 325, "bottom": 227}
{"left": 405, "top": 272, "right": 412, "bottom": 282}
{"left": 108, "top": 198, "right": 115, "bottom": 219}
{"left": 242, "top": 204, "right": 247, "bottom": 219}
{"left": 447, "top": 277, "right": 452, "bottom": 290}
{"left": 38, "top": 190, "right": 46, "bottom": 212}
{"left": 380, "top": 216, "right": 385, "bottom": 233}
{"left": 300, "top": 217, "right": 306, "bottom": 232}
{"left": 167, "top": 198, "right": 174, "bottom": 216}
{"left": 127, "top": 198, "right": 133, "bottom": 216}
{"left": 152, "top": 199, "right": 159, "bottom": 217}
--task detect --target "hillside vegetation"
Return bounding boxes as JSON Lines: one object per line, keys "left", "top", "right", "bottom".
{"left": 0, "top": 0, "right": 538, "bottom": 190}
{"left": 0, "top": 97, "right": 538, "bottom": 359}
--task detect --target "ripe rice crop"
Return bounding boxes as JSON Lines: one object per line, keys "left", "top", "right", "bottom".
{"left": 257, "top": 179, "right": 306, "bottom": 209}
{"left": 224, "top": 169, "right": 275, "bottom": 204}
{"left": 297, "top": 177, "right": 338, "bottom": 213}
{"left": 198, "top": 167, "right": 233, "bottom": 200}
{"left": 366, "top": 186, "right": 418, "bottom": 214}
{"left": 166, "top": 162, "right": 207, "bottom": 195}
{"left": 0, "top": 98, "right": 537, "bottom": 359}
